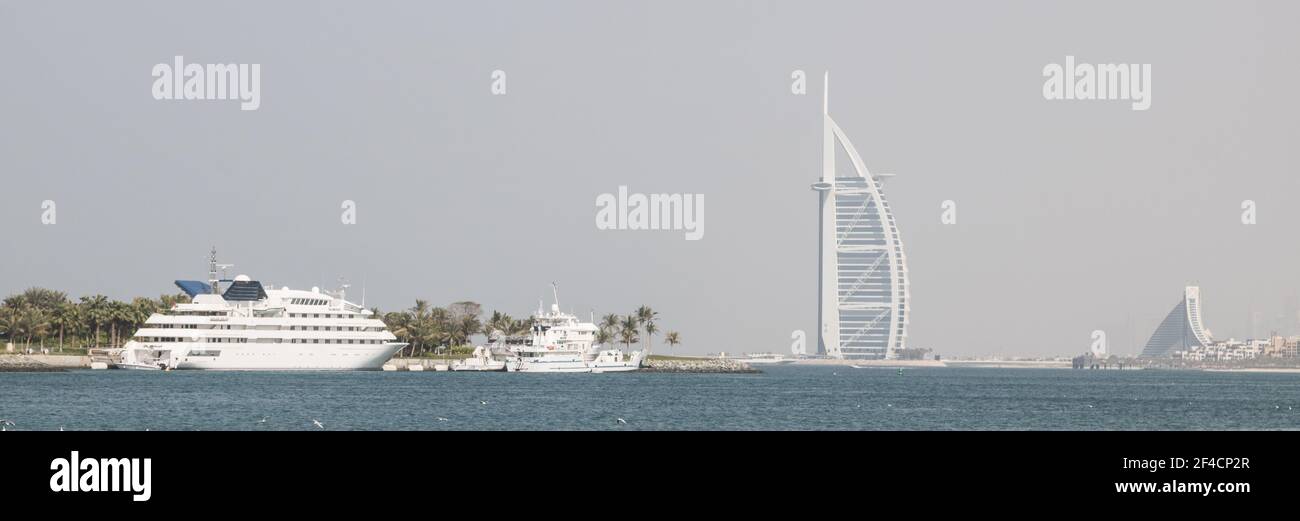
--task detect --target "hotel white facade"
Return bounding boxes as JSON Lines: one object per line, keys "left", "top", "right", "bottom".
{"left": 812, "top": 73, "right": 910, "bottom": 360}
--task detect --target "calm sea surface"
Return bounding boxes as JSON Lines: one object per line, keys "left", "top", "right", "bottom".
{"left": 2, "top": 366, "right": 1298, "bottom": 430}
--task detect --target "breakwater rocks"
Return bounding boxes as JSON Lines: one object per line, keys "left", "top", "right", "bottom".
{"left": 0, "top": 355, "right": 67, "bottom": 372}
{"left": 640, "top": 358, "right": 760, "bottom": 374}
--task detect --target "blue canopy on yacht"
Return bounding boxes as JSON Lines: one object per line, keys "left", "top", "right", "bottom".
{"left": 174, "top": 280, "right": 212, "bottom": 298}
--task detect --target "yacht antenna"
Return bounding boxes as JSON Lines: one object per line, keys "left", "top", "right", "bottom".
{"left": 361, "top": 274, "right": 367, "bottom": 308}
{"left": 208, "top": 247, "right": 233, "bottom": 294}
{"left": 551, "top": 282, "right": 560, "bottom": 310}
{"left": 208, "top": 247, "right": 219, "bottom": 294}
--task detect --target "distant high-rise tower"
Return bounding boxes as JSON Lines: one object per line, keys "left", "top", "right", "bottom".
{"left": 813, "top": 73, "right": 910, "bottom": 360}
{"left": 1140, "top": 286, "right": 1214, "bottom": 357}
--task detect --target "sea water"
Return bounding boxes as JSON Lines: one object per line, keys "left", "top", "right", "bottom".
{"left": 2, "top": 366, "right": 1298, "bottom": 430}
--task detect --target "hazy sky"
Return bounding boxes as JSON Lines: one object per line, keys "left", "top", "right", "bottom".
{"left": 2, "top": 1, "right": 1297, "bottom": 357}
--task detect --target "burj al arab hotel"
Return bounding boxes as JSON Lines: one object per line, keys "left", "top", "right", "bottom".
{"left": 813, "top": 73, "right": 910, "bottom": 360}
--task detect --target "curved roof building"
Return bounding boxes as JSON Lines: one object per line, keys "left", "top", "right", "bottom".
{"left": 813, "top": 73, "right": 910, "bottom": 360}
{"left": 1140, "top": 286, "right": 1213, "bottom": 358}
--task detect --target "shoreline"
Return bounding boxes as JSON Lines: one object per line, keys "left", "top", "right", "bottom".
{"left": 791, "top": 359, "right": 947, "bottom": 368}
{"left": 1201, "top": 367, "right": 1300, "bottom": 374}
{"left": 0, "top": 354, "right": 78, "bottom": 372}
{"left": 11, "top": 353, "right": 1300, "bottom": 374}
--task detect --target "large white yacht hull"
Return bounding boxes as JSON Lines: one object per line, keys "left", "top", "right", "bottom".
{"left": 166, "top": 342, "right": 407, "bottom": 370}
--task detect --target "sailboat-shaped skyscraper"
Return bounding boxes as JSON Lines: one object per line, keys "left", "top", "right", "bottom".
{"left": 812, "top": 73, "right": 910, "bottom": 359}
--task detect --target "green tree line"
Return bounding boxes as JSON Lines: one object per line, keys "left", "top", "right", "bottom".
{"left": 2, "top": 287, "right": 683, "bottom": 356}
{"left": 0, "top": 287, "right": 190, "bottom": 352}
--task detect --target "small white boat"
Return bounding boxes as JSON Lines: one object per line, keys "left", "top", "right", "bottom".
{"left": 117, "top": 362, "right": 164, "bottom": 371}
{"left": 587, "top": 349, "right": 645, "bottom": 373}
{"left": 116, "top": 346, "right": 173, "bottom": 370}
{"left": 451, "top": 346, "right": 507, "bottom": 371}
{"left": 739, "top": 353, "right": 796, "bottom": 365}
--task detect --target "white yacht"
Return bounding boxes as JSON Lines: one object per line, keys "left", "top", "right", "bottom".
{"left": 119, "top": 250, "right": 407, "bottom": 370}
{"left": 504, "top": 285, "right": 643, "bottom": 373}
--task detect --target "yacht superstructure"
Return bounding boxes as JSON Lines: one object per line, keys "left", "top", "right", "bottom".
{"left": 120, "top": 250, "right": 406, "bottom": 370}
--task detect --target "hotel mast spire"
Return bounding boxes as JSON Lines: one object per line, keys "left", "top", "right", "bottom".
{"left": 822, "top": 72, "right": 834, "bottom": 184}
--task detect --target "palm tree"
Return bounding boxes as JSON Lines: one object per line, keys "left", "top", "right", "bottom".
{"left": 664, "top": 331, "right": 681, "bottom": 352}
{"left": 485, "top": 311, "right": 519, "bottom": 343}
{"left": 424, "top": 317, "right": 449, "bottom": 356}
{"left": 0, "top": 306, "right": 21, "bottom": 347}
{"left": 619, "top": 315, "right": 639, "bottom": 351}
{"left": 512, "top": 317, "right": 534, "bottom": 337}
{"left": 80, "top": 295, "right": 109, "bottom": 347}
{"left": 635, "top": 305, "right": 658, "bottom": 354}
{"left": 457, "top": 315, "right": 481, "bottom": 348}
{"left": 446, "top": 302, "right": 482, "bottom": 349}
{"left": 15, "top": 306, "right": 48, "bottom": 348}
{"left": 50, "top": 302, "right": 76, "bottom": 351}
{"left": 408, "top": 300, "right": 432, "bottom": 355}
{"left": 600, "top": 313, "right": 619, "bottom": 343}
{"left": 643, "top": 321, "right": 658, "bottom": 355}
{"left": 20, "top": 287, "right": 67, "bottom": 310}
{"left": 383, "top": 311, "right": 413, "bottom": 356}
{"left": 595, "top": 329, "right": 612, "bottom": 347}
{"left": 66, "top": 303, "right": 86, "bottom": 349}
{"left": 107, "top": 300, "right": 135, "bottom": 347}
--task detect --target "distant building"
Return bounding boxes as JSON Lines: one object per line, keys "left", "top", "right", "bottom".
{"left": 813, "top": 73, "right": 910, "bottom": 360}
{"left": 1140, "top": 286, "right": 1213, "bottom": 358}
{"left": 1141, "top": 286, "right": 1300, "bottom": 361}
{"left": 1264, "top": 335, "right": 1300, "bottom": 358}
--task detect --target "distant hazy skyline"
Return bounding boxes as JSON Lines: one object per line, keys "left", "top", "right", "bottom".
{"left": 2, "top": 1, "right": 1298, "bottom": 357}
